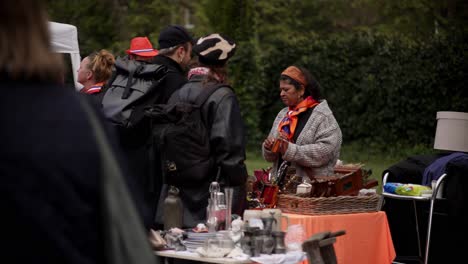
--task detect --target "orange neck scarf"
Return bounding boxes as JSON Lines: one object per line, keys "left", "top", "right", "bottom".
{"left": 277, "top": 96, "right": 319, "bottom": 141}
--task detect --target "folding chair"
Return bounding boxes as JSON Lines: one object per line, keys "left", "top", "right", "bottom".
{"left": 382, "top": 172, "right": 447, "bottom": 264}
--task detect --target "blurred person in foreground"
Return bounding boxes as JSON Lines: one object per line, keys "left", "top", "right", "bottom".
{"left": 262, "top": 66, "right": 342, "bottom": 185}
{"left": 77, "top": 49, "right": 115, "bottom": 103}
{"left": 0, "top": 1, "right": 154, "bottom": 263}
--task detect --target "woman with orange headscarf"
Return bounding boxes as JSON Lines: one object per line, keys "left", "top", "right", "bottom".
{"left": 262, "top": 66, "right": 342, "bottom": 184}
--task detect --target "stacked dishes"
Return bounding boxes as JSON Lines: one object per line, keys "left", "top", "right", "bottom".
{"left": 183, "top": 232, "right": 216, "bottom": 252}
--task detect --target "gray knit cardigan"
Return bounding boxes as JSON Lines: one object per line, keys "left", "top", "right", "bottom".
{"left": 262, "top": 100, "right": 342, "bottom": 180}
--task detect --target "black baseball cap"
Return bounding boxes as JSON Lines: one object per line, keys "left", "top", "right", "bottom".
{"left": 158, "top": 25, "right": 194, "bottom": 49}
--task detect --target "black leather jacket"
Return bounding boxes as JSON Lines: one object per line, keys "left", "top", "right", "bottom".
{"left": 160, "top": 74, "right": 248, "bottom": 227}
{"left": 152, "top": 55, "right": 187, "bottom": 104}
{"left": 169, "top": 74, "right": 248, "bottom": 186}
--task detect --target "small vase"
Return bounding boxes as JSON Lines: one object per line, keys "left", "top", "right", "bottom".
{"left": 261, "top": 184, "right": 279, "bottom": 207}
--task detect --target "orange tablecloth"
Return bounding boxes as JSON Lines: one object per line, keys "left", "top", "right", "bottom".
{"left": 281, "top": 211, "right": 396, "bottom": 264}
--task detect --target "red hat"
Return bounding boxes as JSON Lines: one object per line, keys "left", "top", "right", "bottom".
{"left": 126, "top": 37, "right": 158, "bottom": 57}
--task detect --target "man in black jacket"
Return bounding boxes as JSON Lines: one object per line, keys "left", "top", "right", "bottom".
{"left": 152, "top": 25, "right": 194, "bottom": 104}
{"left": 149, "top": 25, "right": 194, "bottom": 228}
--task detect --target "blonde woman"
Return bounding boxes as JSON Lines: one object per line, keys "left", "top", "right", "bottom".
{"left": 78, "top": 49, "right": 115, "bottom": 97}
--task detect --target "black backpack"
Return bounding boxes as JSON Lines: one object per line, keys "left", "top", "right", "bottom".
{"left": 101, "top": 57, "right": 168, "bottom": 128}
{"left": 145, "top": 84, "right": 227, "bottom": 187}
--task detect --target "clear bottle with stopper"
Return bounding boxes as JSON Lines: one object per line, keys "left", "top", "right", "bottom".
{"left": 207, "top": 181, "right": 221, "bottom": 232}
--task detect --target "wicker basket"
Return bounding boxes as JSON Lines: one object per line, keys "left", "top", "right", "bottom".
{"left": 277, "top": 194, "right": 382, "bottom": 215}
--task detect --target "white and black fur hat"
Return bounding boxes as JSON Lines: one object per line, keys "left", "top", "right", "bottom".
{"left": 193, "top": 33, "right": 236, "bottom": 66}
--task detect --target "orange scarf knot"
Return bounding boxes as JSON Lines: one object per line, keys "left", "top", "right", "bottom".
{"left": 277, "top": 96, "right": 319, "bottom": 141}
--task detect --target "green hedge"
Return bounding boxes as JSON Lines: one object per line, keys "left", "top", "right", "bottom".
{"left": 240, "top": 32, "right": 468, "bottom": 150}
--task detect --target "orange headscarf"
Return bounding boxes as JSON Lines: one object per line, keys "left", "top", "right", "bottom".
{"left": 281, "top": 66, "right": 307, "bottom": 87}
{"left": 277, "top": 96, "right": 319, "bottom": 141}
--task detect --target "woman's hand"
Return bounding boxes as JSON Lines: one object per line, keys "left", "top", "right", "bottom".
{"left": 264, "top": 135, "right": 289, "bottom": 154}
{"left": 263, "top": 137, "right": 275, "bottom": 151}
{"left": 276, "top": 132, "right": 289, "bottom": 155}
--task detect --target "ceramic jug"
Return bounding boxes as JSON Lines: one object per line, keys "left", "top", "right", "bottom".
{"left": 243, "top": 209, "right": 263, "bottom": 226}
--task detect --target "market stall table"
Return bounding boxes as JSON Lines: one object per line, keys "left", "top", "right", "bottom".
{"left": 281, "top": 211, "right": 396, "bottom": 264}
{"left": 155, "top": 250, "right": 253, "bottom": 264}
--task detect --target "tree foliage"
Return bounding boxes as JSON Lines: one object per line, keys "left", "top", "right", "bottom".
{"left": 46, "top": 0, "right": 120, "bottom": 56}
{"left": 46, "top": 0, "right": 194, "bottom": 56}
{"left": 195, "top": 0, "right": 264, "bottom": 147}
{"left": 45, "top": 0, "right": 468, "bottom": 149}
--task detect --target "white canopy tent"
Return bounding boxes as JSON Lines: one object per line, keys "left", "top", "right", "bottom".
{"left": 48, "top": 21, "right": 82, "bottom": 90}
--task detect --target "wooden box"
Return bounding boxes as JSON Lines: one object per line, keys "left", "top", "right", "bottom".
{"left": 331, "top": 165, "right": 364, "bottom": 196}
{"left": 286, "top": 165, "right": 364, "bottom": 197}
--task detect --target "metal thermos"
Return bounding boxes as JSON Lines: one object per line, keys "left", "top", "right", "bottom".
{"left": 163, "top": 186, "right": 183, "bottom": 229}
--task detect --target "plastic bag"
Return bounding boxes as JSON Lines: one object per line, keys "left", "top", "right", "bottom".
{"left": 383, "top": 182, "right": 404, "bottom": 194}
{"left": 395, "top": 184, "right": 431, "bottom": 196}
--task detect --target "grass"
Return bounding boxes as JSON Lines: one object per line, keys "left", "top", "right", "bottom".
{"left": 245, "top": 150, "right": 270, "bottom": 175}
{"left": 338, "top": 144, "right": 401, "bottom": 189}
{"left": 245, "top": 141, "right": 434, "bottom": 190}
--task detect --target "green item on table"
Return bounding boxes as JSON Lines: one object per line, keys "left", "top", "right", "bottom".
{"left": 395, "top": 184, "right": 431, "bottom": 196}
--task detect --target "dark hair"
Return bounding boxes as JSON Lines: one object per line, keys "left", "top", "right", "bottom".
{"left": 0, "top": 0, "right": 63, "bottom": 82}
{"left": 187, "top": 56, "right": 229, "bottom": 85}
{"left": 280, "top": 66, "right": 322, "bottom": 100}
{"left": 204, "top": 65, "right": 228, "bottom": 85}
{"left": 189, "top": 57, "right": 229, "bottom": 85}
{"left": 158, "top": 42, "right": 190, "bottom": 57}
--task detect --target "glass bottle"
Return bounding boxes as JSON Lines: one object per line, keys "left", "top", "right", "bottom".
{"left": 163, "top": 186, "right": 183, "bottom": 229}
